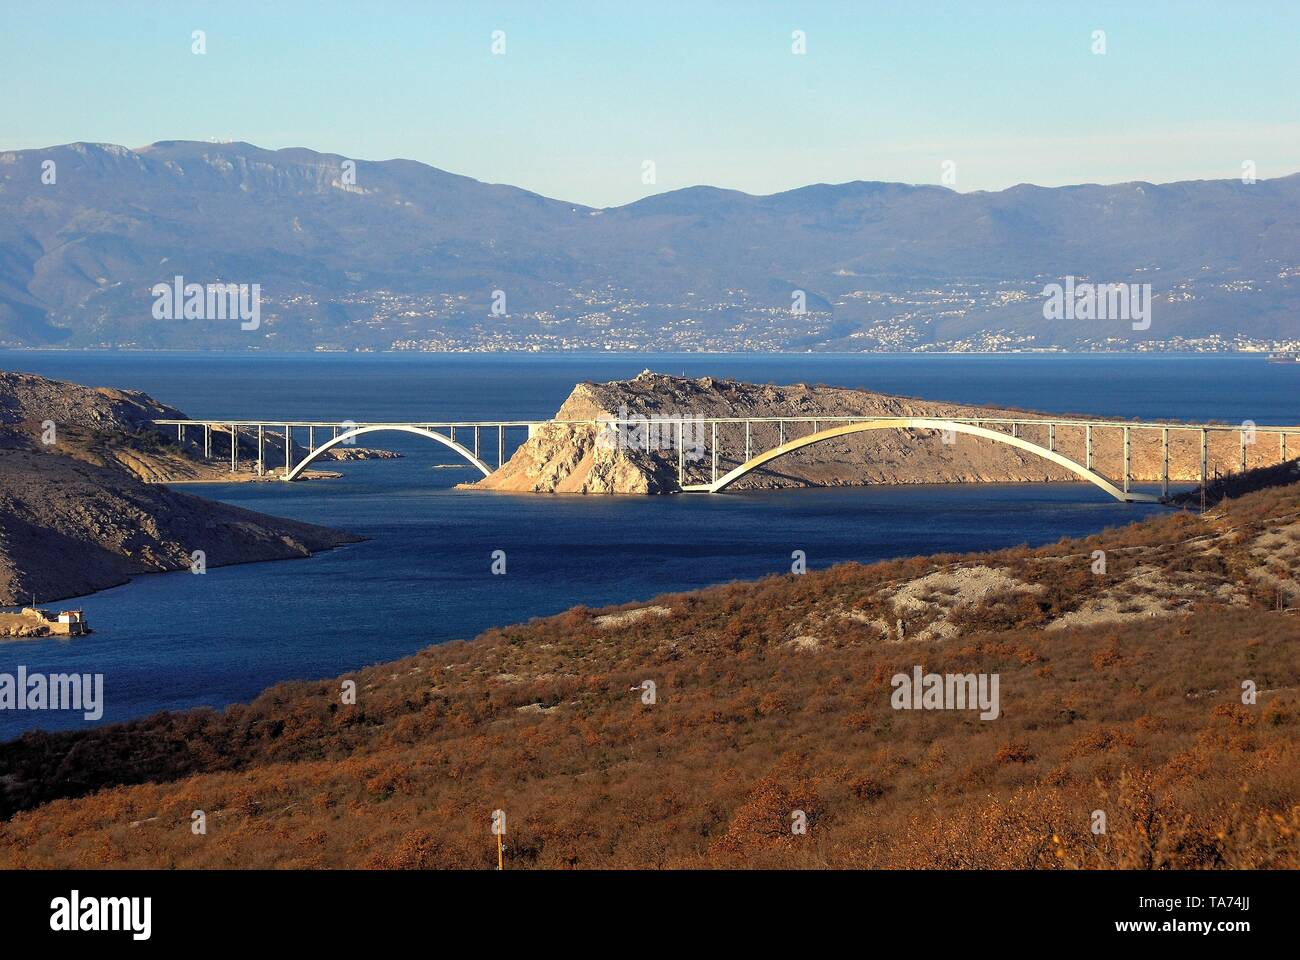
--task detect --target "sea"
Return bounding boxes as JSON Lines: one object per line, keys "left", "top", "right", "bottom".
{"left": 1, "top": 351, "right": 1295, "bottom": 738}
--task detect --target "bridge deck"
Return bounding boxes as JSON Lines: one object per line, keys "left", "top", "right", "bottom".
{"left": 154, "top": 416, "right": 1300, "bottom": 432}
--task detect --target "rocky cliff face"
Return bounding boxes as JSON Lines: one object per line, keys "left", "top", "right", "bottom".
{"left": 473, "top": 381, "right": 678, "bottom": 494}
{"left": 0, "top": 370, "right": 359, "bottom": 605}
{"left": 471, "top": 371, "right": 1277, "bottom": 494}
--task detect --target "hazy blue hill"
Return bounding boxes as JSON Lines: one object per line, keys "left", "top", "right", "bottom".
{"left": 0, "top": 140, "right": 1296, "bottom": 349}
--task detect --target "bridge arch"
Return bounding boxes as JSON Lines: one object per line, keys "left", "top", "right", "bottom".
{"left": 698, "top": 418, "right": 1160, "bottom": 503}
{"left": 284, "top": 424, "right": 492, "bottom": 481}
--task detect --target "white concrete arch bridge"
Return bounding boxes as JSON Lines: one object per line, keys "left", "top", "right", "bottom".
{"left": 152, "top": 415, "right": 1300, "bottom": 505}
{"left": 152, "top": 419, "right": 544, "bottom": 481}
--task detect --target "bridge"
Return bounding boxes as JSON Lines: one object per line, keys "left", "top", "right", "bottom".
{"left": 152, "top": 419, "right": 545, "bottom": 481}
{"left": 151, "top": 415, "right": 1300, "bottom": 504}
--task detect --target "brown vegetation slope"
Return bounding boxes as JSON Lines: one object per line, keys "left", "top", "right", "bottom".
{"left": 2, "top": 477, "right": 1298, "bottom": 868}
{"left": 472, "top": 372, "right": 1289, "bottom": 494}
{"left": 0, "top": 370, "right": 359, "bottom": 604}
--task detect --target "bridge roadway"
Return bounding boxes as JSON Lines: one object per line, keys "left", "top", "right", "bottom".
{"left": 150, "top": 415, "right": 1300, "bottom": 504}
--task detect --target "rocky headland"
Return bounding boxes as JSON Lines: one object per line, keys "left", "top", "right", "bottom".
{"left": 0, "top": 370, "right": 361, "bottom": 605}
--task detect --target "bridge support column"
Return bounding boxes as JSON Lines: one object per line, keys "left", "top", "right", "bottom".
{"left": 1161, "top": 428, "right": 1169, "bottom": 498}
{"left": 284, "top": 425, "right": 293, "bottom": 479}
{"left": 230, "top": 426, "right": 238, "bottom": 472}
{"left": 1048, "top": 422, "right": 1055, "bottom": 453}
{"left": 779, "top": 421, "right": 785, "bottom": 446}
{"left": 1283, "top": 432, "right": 1289, "bottom": 464}
{"left": 257, "top": 425, "right": 265, "bottom": 477}
{"left": 744, "top": 420, "right": 751, "bottom": 462}
{"left": 1200, "top": 428, "right": 1208, "bottom": 487}
{"left": 1123, "top": 426, "right": 1131, "bottom": 494}
{"left": 1086, "top": 424, "right": 1093, "bottom": 470}
{"left": 177, "top": 423, "right": 184, "bottom": 445}
{"left": 677, "top": 420, "right": 684, "bottom": 487}
{"left": 499, "top": 425, "right": 505, "bottom": 468}
{"left": 308, "top": 426, "right": 314, "bottom": 451}
{"left": 203, "top": 424, "right": 211, "bottom": 459}
{"left": 474, "top": 426, "right": 480, "bottom": 460}
{"left": 1240, "top": 429, "right": 1248, "bottom": 473}
{"left": 711, "top": 422, "right": 718, "bottom": 485}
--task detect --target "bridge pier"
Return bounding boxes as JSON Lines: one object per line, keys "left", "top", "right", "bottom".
{"left": 257, "top": 425, "right": 265, "bottom": 476}
{"left": 1240, "top": 429, "right": 1248, "bottom": 473}
{"left": 231, "top": 426, "right": 238, "bottom": 472}
{"left": 1086, "top": 424, "right": 1093, "bottom": 470}
{"left": 1161, "top": 428, "right": 1169, "bottom": 498}
{"left": 711, "top": 422, "right": 718, "bottom": 484}
{"left": 284, "top": 425, "right": 293, "bottom": 478}
{"left": 1283, "top": 432, "right": 1289, "bottom": 463}
{"left": 1123, "top": 426, "right": 1131, "bottom": 494}
{"left": 677, "top": 420, "right": 684, "bottom": 487}
{"left": 499, "top": 425, "right": 505, "bottom": 468}
{"left": 1200, "top": 428, "right": 1208, "bottom": 487}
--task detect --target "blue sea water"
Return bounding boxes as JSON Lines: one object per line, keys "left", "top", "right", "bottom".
{"left": 0, "top": 351, "right": 1295, "bottom": 738}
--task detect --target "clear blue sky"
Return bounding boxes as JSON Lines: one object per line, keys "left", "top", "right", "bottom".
{"left": 3, "top": 0, "right": 1297, "bottom": 207}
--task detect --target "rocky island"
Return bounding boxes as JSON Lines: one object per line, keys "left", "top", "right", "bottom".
{"left": 470, "top": 371, "right": 1265, "bottom": 494}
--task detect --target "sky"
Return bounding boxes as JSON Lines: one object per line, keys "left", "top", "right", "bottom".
{"left": 3, "top": 0, "right": 1298, "bottom": 208}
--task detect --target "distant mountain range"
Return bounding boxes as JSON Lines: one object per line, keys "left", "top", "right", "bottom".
{"left": 1, "top": 140, "right": 1297, "bottom": 351}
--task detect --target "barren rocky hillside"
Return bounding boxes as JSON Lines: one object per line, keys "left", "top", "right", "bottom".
{"left": 0, "top": 371, "right": 187, "bottom": 429}
{"left": 0, "top": 371, "right": 359, "bottom": 606}
{"left": 472, "top": 371, "right": 1283, "bottom": 494}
